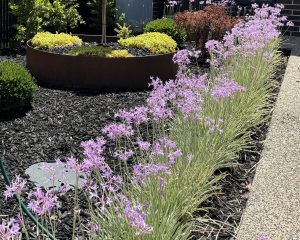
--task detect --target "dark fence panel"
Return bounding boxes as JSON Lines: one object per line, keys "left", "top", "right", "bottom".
{"left": 0, "top": 0, "right": 14, "bottom": 49}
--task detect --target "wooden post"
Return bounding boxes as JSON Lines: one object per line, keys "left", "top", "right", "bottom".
{"left": 101, "top": 0, "right": 107, "bottom": 44}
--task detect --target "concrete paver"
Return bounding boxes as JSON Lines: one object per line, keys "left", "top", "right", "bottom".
{"left": 236, "top": 37, "right": 300, "bottom": 240}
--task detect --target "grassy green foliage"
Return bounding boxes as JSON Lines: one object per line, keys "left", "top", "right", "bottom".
{"left": 68, "top": 45, "right": 134, "bottom": 58}
{"left": 31, "top": 32, "right": 83, "bottom": 49}
{"left": 0, "top": 61, "right": 37, "bottom": 113}
{"left": 95, "top": 40, "right": 282, "bottom": 239}
{"left": 144, "top": 18, "right": 187, "bottom": 45}
{"left": 118, "top": 32, "right": 177, "bottom": 54}
{"left": 9, "top": 0, "right": 84, "bottom": 43}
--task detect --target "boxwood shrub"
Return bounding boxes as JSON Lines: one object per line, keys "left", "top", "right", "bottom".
{"left": 144, "top": 18, "right": 187, "bottom": 45}
{"left": 118, "top": 32, "right": 177, "bottom": 54}
{"left": 0, "top": 61, "right": 37, "bottom": 113}
{"left": 31, "top": 32, "right": 83, "bottom": 49}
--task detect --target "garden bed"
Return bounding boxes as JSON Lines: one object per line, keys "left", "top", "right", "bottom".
{"left": 0, "top": 47, "right": 289, "bottom": 239}
{"left": 26, "top": 35, "right": 178, "bottom": 90}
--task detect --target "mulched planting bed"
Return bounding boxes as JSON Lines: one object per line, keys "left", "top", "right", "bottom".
{"left": 192, "top": 50, "right": 290, "bottom": 240}
{"left": 41, "top": 42, "right": 152, "bottom": 57}
{"left": 0, "top": 46, "right": 289, "bottom": 239}
{"left": 0, "top": 48, "right": 151, "bottom": 236}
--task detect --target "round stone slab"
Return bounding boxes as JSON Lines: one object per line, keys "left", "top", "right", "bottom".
{"left": 25, "top": 162, "right": 83, "bottom": 190}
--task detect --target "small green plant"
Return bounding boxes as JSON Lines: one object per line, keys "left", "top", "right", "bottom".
{"left": 144, "top": 18, "right": 187, "bottom": 45}
{"left": 118, "top": 32, "right": 177, "bottom": 54}
{"left": 68, "top": 45, "right": 134, "bottom": 58}
{"left": 114, "top": 23, "right": 132, "bottom": 39}
{"left": 31, "top": 32, "right": 83, "bottom": 49}
{"left": 0, "top": 61, "right": 37, "bottom": 113}
{"left": 9, "top": 0, "right": 84, "bottom": 43}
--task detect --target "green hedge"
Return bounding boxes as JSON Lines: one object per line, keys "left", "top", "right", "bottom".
{"left": 0, "top": 61, "right": 37, "bottom": 113}
{"left": 144, "top": 18, "right": 187, "bottom": 45}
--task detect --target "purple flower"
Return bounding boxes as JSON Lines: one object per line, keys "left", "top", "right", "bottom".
{"left": 118, "top": 194, "right": 153, "bottom": 235}
{"left": 0, "top": 217, "right": 21, "bottom": 240}
{"left": 66, "top": 156, "right": 82, "bottom": 174}
{"left": 81, "top": 137, "right": 106, "bottom": 158}
{"left": 4, "top": 175, "right": 27, "bottom": 200}
{"left": 28, "top": 188, "right": 61, "bottom": 216}
{"left": 114, "top": 149, "right": 134, "bottom": 161}
{"left": 115, "top": 109, "right": 133, "bottom": 123}
{"left": 137, "top": 140, "right": 151, "bottom": 151}
{"left": 102, "top": 123, "right": 134, "bottom": 140}
{"left": 211, "top": 76, "right": 245, "bottom": 101}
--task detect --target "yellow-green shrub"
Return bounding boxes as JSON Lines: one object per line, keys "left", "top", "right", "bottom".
{"left": 118, "top": 32, "right": 177, "bottom": 54}
{"left": 68, "top": 45, "right": 134, "bottom": 58}
{"left": 31, "top": 32, "right": 82, "bottom": 49}
{"left": 107, "top": 50, "right": 134, "bottom": 58}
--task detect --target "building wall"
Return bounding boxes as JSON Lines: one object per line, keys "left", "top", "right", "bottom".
{"left": 116, "top": 0, "right": 153, "bottom": 30}
{"left": 278, "top": 0, "right": 300, "bottom": 36}
{"left": 153, "top": 0, "right": 164, "bottom": 19}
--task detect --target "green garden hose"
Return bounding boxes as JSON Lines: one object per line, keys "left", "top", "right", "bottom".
{"left": 0, "top": 155, "right": 56, "bottom": 240}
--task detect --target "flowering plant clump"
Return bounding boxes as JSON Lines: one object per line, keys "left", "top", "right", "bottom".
{"left": 0, "top": 4, "right": 292, "bottom": 240}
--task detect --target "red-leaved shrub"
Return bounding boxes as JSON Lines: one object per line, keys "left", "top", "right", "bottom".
{"left": 175, "top": 5, "right": 239, "bottom": 53}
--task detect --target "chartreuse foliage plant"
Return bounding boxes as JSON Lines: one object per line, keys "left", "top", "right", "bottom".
{"left": 118, "top": 32, "right": 177, "bottom": 54}
{"left": 9, "top": 0, "right": 84, "bottom": 43}
{"left": 68, "top": 45, "right": 134, "bottom": 58}
{"left": 1, "top": 4, "right": 291, "bottom": 240}
{"left": 144, "top": 18, "right": 187, "bottom": 45}
{"left": 0, "top": 61, "right": 37, "bottom": 113}
{"left": 31, "top": 32, "right": 83, "bottom": 49}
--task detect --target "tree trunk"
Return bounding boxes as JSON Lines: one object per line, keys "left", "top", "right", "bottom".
{"left": 101, "top": 0, "right": 107, "bottom": 44}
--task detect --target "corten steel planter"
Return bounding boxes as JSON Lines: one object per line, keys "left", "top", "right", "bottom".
{"left": 26, "top": 38, "right": 177, "bottom": 90}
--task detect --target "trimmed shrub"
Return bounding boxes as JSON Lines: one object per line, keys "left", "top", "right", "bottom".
{"left": 68, "top": 45, "right": 134, "bottom": 57}
{"left": 0, "top": 61, "right": 37, "bottom": 113}
{"left": 118, "top": 32, "right": 177, "bottom": 54}
{"left": 144, "top": 18, "right": 187, "bottom": 45}
{"left": 31, "top": 32, "right": 83, "bottom": 49}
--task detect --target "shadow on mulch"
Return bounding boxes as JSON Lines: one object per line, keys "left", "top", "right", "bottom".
{"left": 0, "top": 106, "right": 32, "bottom": 122}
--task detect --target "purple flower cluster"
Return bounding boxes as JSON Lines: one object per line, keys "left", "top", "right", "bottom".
{"left": 147, "top": 72, "right": 208, "bottom": 120}
{"left": 133, "top": 138, "right": 182, "bottom": 187}
{"left": 0, "top": 217, "right": 21, "bottom": 240}
{"left": 206, "top": 4, "right": 292, "bottom": 63}
{"left": 115, "top": 106, "right": 149, "bottom": 125}
{"left": 118, "top": 194, "right": 153, "bottom": 235}
{"left": 27, "top": 187, "right": 61, "bottom": 216}
{"left": 4, "top": 175, "right": 27, "bottom": 200}
{"left": 211, "top": 76, "right": 245, "bottom": 101}
{"left": 102, "top": 123, "right": 134, "bottom": 140}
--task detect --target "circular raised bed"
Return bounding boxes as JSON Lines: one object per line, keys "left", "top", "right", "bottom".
{"left": 26, "top": 37, "right": 178, "bottom": 90}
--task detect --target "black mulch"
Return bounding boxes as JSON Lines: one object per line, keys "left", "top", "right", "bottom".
{"left": 0, "top": 48, "right": 150, "bottom": 237}
{"left": 191, "top": 51, "right": 290, "bottom": 240}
